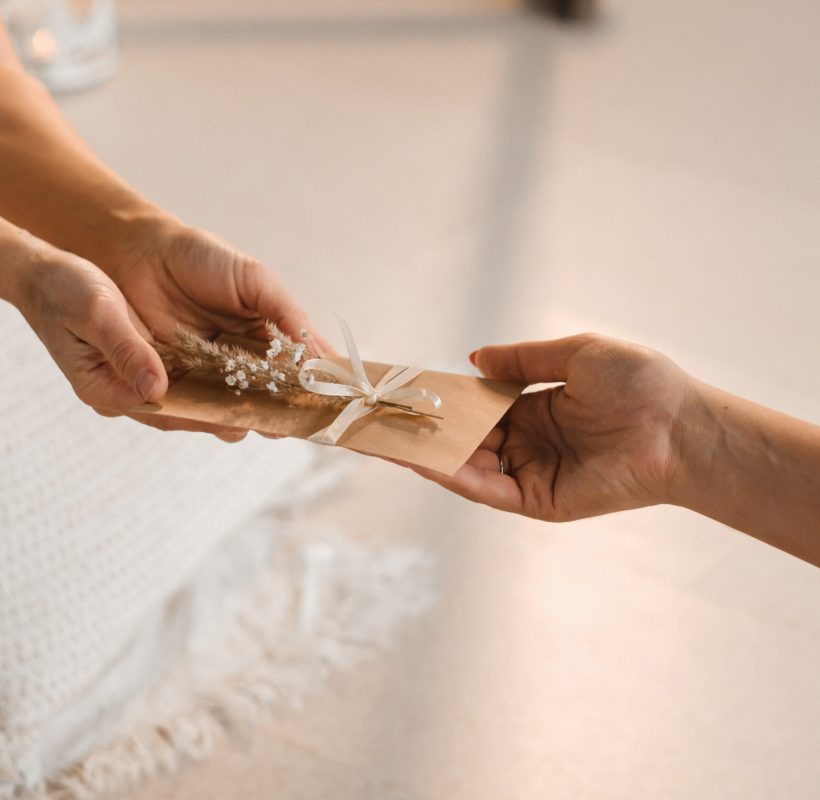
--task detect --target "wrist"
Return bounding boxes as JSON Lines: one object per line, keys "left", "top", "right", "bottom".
{"left": 101, "top": 204, "right": 182, "bottom": 284}
{"left": 0, "top": 219, "right": 37, "bottom": 309}
{"left": 667, "top": 378, "right": 770, "bottom": 521}
{"left": 666, "top": 377, "right": 724, "bottom": 512}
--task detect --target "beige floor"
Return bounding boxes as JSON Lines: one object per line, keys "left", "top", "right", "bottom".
{"left": 60, "top": 1, "right": 820, "bottom": 797}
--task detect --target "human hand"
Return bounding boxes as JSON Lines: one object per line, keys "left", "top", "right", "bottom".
{"left": 413, "top": 334, "right": 694, "bottom": 522}
{"left": 6, "top": 228, "right": 167, "bottom": 411}
{"left": 80, "top": 217, "right": 331, "bottom": 440}
{"left": 114, "top": 220, "right": 331, "bottom": 354}
{"left": 3, "top": 225, "right": 247, "bottom": 442}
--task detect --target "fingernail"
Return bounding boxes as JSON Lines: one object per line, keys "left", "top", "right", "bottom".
{"left": 468, "top": 350, "right": 478, "bottom": 366}
{"left": 137, "top": 371, "right": 160, "bottom": 401}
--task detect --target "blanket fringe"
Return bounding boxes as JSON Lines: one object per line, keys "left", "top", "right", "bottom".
{"left": 4, "top": 527, "right": 435, "bottom": 800}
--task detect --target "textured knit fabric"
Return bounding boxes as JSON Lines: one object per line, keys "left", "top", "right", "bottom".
{"left": 0, "top": 299, "right": 318, "bottom": 785}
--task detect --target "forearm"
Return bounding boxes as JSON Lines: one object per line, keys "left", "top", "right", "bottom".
{"left": 0, "top": 43, "right": 172, "bottom": 281}
{"left": 674, "top": 380, "right": 820, "bottom": 566}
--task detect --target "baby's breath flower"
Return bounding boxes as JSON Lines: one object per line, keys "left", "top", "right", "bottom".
{"left": 225, "top": 358, "right": 236, "bottom": 371}
{"left": 266, "top": 380, "right": 278, "bottom": 393}
{"left": 225, "top": 374, "right": 237, "bottom": 386}
{"left": 236, "top": 355, "right": 246, "bottom": 365}
{"left": 239, "top": 379, "right": 249, "bottom": 390}
{"left": 235, "top": 370, "right": 246, "bottom": 381}
{"left": 266, "top": 339, "right": 282, "bottom": 359}
{"left": 292, "top": 343, "right": 306, "bottom": 365}
{"left": 249, "top": 363, "right": 258, "bottom": 373}
{"left": 259, "top": 360, "right": 269, "bottom": 371}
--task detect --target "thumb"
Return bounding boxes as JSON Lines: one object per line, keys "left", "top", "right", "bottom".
{"left": 92, "top": 301, "right": 169, "bottom": 402}
{"left": 471, "top": 334, "right": 594, "bottom": 385}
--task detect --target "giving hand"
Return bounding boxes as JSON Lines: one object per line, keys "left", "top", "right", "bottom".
{"left": 114, "top": 222, "right": 330, "bottom": 352}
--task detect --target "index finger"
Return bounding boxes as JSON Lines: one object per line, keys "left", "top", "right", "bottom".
{"left": 238, "top": 260, "right": 334, "bottom": 355}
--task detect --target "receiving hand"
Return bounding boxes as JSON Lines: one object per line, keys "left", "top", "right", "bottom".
{"left": 414, "top": 334, "right": 693, "bottom": 521}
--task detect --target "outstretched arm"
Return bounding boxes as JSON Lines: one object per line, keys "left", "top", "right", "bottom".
{"left": 671, "top": 378, "right": 820, "bottom": 566}
{"left": 0, "top": 21, "right": 329, "bottom": 351}
{"left": 0, "top": 22, "right": 329, "bottom": 435}
{"left": 0, "top": 25, "right": 159, "bottom": 280}
{"left": 415, "top": 336, "right": 820, "bottom": 568}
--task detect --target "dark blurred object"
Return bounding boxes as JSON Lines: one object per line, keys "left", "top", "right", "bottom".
{"left": 528, "top": 0, "right": 598, "bottom": 21}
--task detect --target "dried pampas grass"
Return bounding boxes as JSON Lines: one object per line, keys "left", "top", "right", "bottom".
{"left": 153, "top": 323, "right": 342, "bottom": 409}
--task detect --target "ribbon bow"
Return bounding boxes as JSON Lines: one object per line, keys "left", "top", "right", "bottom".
{"left": 298, "top": 316, "right": 442, "bottom": 445}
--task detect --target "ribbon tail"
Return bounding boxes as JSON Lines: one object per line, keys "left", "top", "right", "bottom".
{"left": 307, "top": 397, "right": 374, "bottom": 445}
{"left": 336, "top": 314, "right": 372, "bottom": 391}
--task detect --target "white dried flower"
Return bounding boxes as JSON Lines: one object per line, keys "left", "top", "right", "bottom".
{"left": 276, "top": 371, "right": 286, "bottom": 381}
{"left": 259, "top": 360, "right": 269, "bottom": 370}
{"left": 239, "top": 379, "right": 249, "bottom": 390}
{"left": 266, "top": 380, "right": 278, "bottom": 393}
{"left": 266, "top": 339, "right": 282, "bottom": 358}
{"left": 225, "top": 374, "right": 237, "bottom": 386}
{"left": 235, "top": 370, "right": 246, "bottom": 381}
{"left": 300, "top": 327, "right": 309, "bottom": 339}
{"left": 249, "top": 363, "right": 258, "bottom": 373}
{"left": 236, "top": 354, "right": 246, "bottom": 365}
{"left": 225, "top": 358, "right": 236, "bottom": 371}
{"left": 292, "top": 343, "right": 306, "bottom": 365}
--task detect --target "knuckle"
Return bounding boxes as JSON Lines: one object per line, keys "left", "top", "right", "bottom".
{"left": 72, "top": 379, "right": 96, "bottom": 408}
{"left": 512, "top": 346, "right": 527, "bottom": 375}
{"left": 82, "top": 288, "right": 113, "bottom": 317}
{"left": 109, "top": 337, "right": 139, "bottom": 374}
{"left": 76, "top": 289, "right": 117, "bottom": 336}
{"left": 548, "top": 505, "right": 574, "bottom": 523}
{"left": 574, "top": 331, "right": 605, "bottom": 350}
{"left": 165, "top": 225, "right": 201, "bottom": 263}
{"left": 574, "top": 332, "right": 626, "bottom": 366}
{"left": 247, "top": 258, "right": 283, "bottom": 292}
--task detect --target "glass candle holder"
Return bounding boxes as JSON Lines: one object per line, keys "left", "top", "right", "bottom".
{"left": 1, "top": 0, "right": 118, "bottom": 92}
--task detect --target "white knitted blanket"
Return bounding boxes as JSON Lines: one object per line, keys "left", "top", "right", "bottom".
{"left": 0, "top": 301, "right": 436, "bottom": 799}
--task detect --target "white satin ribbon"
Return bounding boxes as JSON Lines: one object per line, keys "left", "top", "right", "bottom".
{"left": 298, "top": 316, "right": 442, "bottom": 445}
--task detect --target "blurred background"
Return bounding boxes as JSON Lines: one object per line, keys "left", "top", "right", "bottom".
{"left": 10, "top": 0, "right": 820, "bottom": 797}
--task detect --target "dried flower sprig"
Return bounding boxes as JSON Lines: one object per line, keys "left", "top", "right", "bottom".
{"left": 154, "top": 323, "right": 342, "bottom": 408}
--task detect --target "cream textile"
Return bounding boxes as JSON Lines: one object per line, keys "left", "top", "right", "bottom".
{"left": 0, "top": 300, "right": 317, "bottom": 787}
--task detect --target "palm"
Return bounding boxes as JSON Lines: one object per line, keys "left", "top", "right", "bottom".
{"left": 419, "top": 336, "right": 690, "bottom": 522}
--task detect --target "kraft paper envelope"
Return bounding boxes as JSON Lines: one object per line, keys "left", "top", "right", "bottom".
{"left": 137, "top": 358, "right": 523, "bottom": 476}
